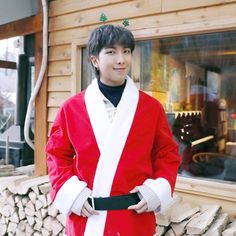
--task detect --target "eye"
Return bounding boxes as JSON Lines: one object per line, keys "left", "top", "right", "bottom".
{"left": 106, "top": 50, "right": 115, "bottom": 54}
{"left": 124, "top": 49, "right": 131, "bottom": 54}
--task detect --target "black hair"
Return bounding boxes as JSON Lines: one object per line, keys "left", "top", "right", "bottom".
{"left": 87, "top": 24, "right": 135, "bottom": 78}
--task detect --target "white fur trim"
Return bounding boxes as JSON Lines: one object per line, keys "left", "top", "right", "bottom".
{"left": 143, "top": 178, "right": 172, "bottom": 212}
{"left": 84, "top": 76, "right": 139, "bottom": 235}
{"left": 53, "top": 176, "right": 87, "bottom": 216}
{"left": 85, "top": 79, "right": 111, "bottom": 151}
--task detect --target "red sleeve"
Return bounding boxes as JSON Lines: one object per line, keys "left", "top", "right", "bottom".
{"left": 46, "top": 106, "right": 76, "bottom": 201}
{"left": 151, "top": 105, "right": 181, "bottom": 193}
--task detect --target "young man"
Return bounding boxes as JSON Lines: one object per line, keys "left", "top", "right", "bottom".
{"left": 46, "top": 25, "right": 181, "bottom": 236}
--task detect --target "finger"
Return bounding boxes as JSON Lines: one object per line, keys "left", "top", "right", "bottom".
{"left": 81, "top": 207, "right": 91, "bottom": 217}
{"left": 136, "top": 203, "right": 148, "bottom": 214}
{"left": 84, "top": 201, "right": 99, "bottom": 215}
{"left": 128, "top": 199, "right": 146, "bottom": 210}
{"left": 130, "top": 187, "right": 139, "bottom": 193}
{"left": 81, "top": 211, "right": 87, "bottom": 217}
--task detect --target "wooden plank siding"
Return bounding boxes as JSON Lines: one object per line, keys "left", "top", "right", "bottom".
{"left": 49, "top": 0, "right": 130, "bottom": 17}
{"left": 48, "top": 44, "right": 71, "bottom": 61}
{"left": 49, "top": 0, "right": 162, "bottom": 32}
{"left": 48, "top": 2, "right": 236, "bottom": 47}
{"left": 48, "top": 76, "right": 72, "bottom": 92}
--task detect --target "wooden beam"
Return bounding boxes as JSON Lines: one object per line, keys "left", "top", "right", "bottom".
{"left": 34, "top": 31, "right": 48, "bottom": 176}
{"left": 0, "top": 60, "right": 17, "bottom": 69}
{"left": 0, "top": 13, "right": 42, "bottom": 40}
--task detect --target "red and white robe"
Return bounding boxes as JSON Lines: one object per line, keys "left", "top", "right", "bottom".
{"left": 46, "top": 77, "right": 181, "bottom": 236}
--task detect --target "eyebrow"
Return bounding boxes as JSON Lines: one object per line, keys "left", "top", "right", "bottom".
{"left": 104, "top": 45, "right": 130, "bottom": 49}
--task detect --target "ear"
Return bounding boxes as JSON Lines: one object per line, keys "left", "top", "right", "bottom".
{"left": 90, "top": 55, "right": 99, "bottom": 68}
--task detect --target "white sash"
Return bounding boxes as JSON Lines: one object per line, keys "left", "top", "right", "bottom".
{"left": 84, "top": 76, "right": 139, "bottom": 235}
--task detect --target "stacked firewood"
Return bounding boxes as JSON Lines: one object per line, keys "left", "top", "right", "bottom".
{"left": 1, "top": 175, "right": 236, "bottom": 235}
{"left": 156, "top": 195, "right": 236, "bottom": 236}
{"left": 0, "top": 175, "right": 65, "bottom": 236}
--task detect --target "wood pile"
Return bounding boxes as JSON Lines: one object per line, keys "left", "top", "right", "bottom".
{"left": 1, "top": 174, "right": 236, "bottom": 236}
{"left": 156, "top": 195, "right": 236, "bottom": 236}
{"left": 0, "top": 175, "right": 65, "bottom": 236}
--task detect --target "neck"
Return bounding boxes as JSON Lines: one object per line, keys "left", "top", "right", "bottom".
{"left": 100, "top": 78, "right": 125, "bottom": 87}
{"left": 97, "top": 79, "right": 126, "bottom": 107}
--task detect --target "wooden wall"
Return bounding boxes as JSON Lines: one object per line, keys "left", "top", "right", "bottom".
{"left": 42, "top": 0, "right": 236, "bottom": 211}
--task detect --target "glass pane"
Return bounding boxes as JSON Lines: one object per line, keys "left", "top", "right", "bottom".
{"left": 81, "top": 48, "right": 94, "bottom": 90}
{"left": 134, "top": 32, "right": 236, "bottom": 182}
{"left": 0, "top": 37, "right": 20, "bottom": 134}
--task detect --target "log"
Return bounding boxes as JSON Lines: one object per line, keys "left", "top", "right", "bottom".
{"left": 29, "top": 191, "right": 37, "bottom": 204}
{"left": 15, "top": 175, "right": 49, "bottom": 194}
{"left": 38, "top": 194, "right": 48, "bottom": 208}
{"left": 26, "top": 215, "right": 35, "bottom": 226}
{"left": 7, "top": 222, "right": 17, "bottom": 234}
{"left": 203, "top": 213, "right": 229, "bottom": 236}
{"left": 2, "top": 189, "right": 12, "bottom": 199}
{"left": 170, "top": 203, "right": 200, "bottom": 223}
{"left": 186, "top": 205, "right": 221, "bottom": 235}
{"left": 41, "top": 208, "right": 48, "bottom": 218}
{"left": 48, "top": 204, "right": 59, "bottom": 217}
{"left": 156, "top": 224, "right": 168, "bottom": 236}
{"left": 7, "top": 176, "right": 31, "bottom": 194}
{"left": 44, "top": 216, "right": 54, "bottom": 232}
{"left": 35, "top": 199, "right": 44, "bottom": 211}
{"left": 222, "top": 220, "right": 236, "bottom": 236}
{"left": 34, "top": 217, "right": 43, "bottom": 231}
{"left": 31, "top": 185, "right": 40, "bottom": 195}
{"left": 156, "top": 195, "right": 182, "bottom": 226}
{"left": 16, "top": 220, "right": 27, "bottom": 232}
{"left": 41, "top": 227, "right": 50, "bottom": 236}
{"left": 15, "top": 229, "right": 25, "bottom": 236}
{"left": 1, "top": 204, "right": 15, "bottom": 217}
{"left": 171, "top": 212, "right": 201, "bottom": 236}
{"left": 0, "top": 224, "right": 7, "bottom": 236}
{"left": 18, "top": 208, "right": 26, "bottom": 220}
{"left": 46, "top": 193, "right": 52, "bottom": 205}
{"left": 35, "top": 210, "right": 43, "bottom": 220}
{"left": 56, "top": 214, "right": 66, "bottom": 227}
{"left": 39, "top": 183, "right": 51, "bottom": 194}
{"left": 25, "top": 223, "right": 34, "bottom": 235}
{"left": 52, "top": 219, "right": 63, "bottom": 235}
{"left": 9, "top": 212, "right": 19, "bottom": 223}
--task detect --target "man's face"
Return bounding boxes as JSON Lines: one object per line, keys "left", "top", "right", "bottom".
{"left": 90, "top": 44, "right": 132, "bottom": 86}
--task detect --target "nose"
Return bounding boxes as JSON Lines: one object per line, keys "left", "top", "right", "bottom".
{"left": 117, "top": 52, "right": 125, "bottom": 65}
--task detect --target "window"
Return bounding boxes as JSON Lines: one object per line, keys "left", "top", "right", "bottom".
{"left": 81, "top": 31, "right": 236, "bottom": 182}
{"left": 0, "top": 37, "right": 21, "bottom": 134}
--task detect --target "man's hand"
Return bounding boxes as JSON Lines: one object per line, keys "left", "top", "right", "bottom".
{"left": 81, "top": 200, "right": 99, "bottom": 217}
{"left": 128, "top": 198, "right": 148, "bottom": 213}
{"left": 127, "top": 187, "right": 148, "bottom": 213}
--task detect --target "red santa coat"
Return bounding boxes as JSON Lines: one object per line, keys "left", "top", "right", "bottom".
{"left": 46, "top": 77, "right": 181, "bottom": 236}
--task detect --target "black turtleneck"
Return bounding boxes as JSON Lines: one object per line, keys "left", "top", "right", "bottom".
{"left": 97, "top": 79, "right": 126, "bottom": 107}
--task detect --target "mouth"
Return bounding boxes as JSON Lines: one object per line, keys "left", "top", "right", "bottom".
{"left": 113, "top": 68, "right": 126, "bottom": 71}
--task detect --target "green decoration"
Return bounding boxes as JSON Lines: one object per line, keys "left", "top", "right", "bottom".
{"left": 99, "top": 13, "right": 108, "bottom": 22}
{"left": 122, "top": 18, "right": 129, "bottom": 27}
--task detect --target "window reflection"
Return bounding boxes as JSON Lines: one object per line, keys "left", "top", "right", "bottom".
{"left": 134, "top": 31, "right": 236, "bottom": 182}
